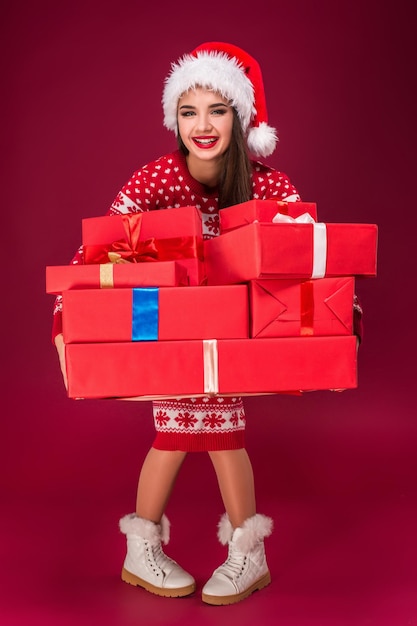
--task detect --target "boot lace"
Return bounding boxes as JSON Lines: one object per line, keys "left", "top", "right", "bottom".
{"left": 217, "top": 545, "right": 248, "bottom": 581}
{"left": 144, "top": 541, "right": 175, "bottom": 576}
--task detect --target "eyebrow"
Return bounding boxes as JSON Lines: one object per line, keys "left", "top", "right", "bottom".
{"left": 178, "top": 103, "right": 229, "bottom": 110}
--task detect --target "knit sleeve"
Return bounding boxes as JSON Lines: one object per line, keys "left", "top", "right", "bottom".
{"left": 51, "top": 245, "right": 84, "bottom": 343}
{"left": 109, "top": 165, "right": 160, "bottom": 214}
{"left": 256, "top": 167, "right": 301, "bottom": 202}
{"left": 268, "top": 173, "right": 300, "bottom": 202}
{"left": 353, "top": 294, "right": 364, "bottom": 343}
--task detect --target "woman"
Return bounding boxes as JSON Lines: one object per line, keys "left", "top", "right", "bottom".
{"left": 53, "top": 42, "right": 355, "bottom": 605}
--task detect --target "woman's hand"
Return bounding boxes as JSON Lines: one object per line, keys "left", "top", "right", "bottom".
{"left": 54, "top": 333, "right": 68, "bottom": 390}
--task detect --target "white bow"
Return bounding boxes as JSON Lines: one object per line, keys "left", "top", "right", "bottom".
{"left": 272, "top": 211, "right": 316, "bottom": 225}
{"left": 272, "top": 211, "right": 327, "bottom": 279}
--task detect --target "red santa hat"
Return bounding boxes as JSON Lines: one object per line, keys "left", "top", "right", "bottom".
{"left": 162, "top": 41, "right": 278, "bottom": 158}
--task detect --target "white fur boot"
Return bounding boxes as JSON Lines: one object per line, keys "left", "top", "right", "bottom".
{"left": 202, "top": 513, "right": 273, "bottom": 605}
{"left": 119, "top": 513, "right": 196, "bottom": 597}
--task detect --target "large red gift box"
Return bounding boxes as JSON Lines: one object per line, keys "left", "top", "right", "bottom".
{"left": 204, "top": 222, "right": 378, "bottom": 284}
{"left": 65, "top": 336, "right": 357, "bottom": 399}
{"left": 219, "top": 200, "right": 318, "bottom": 233}
{"left": 62, "top": 285, "right": 249, "bottom": 343}
{"left": 46, "top": 260, "right": 189, "bottom": 294}
{"left": 249, "top": 277, "right": 354, "bottom": 338}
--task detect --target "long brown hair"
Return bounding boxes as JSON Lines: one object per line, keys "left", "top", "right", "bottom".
{"left": 177, "top": 108, "right": 253, "bottom": 210}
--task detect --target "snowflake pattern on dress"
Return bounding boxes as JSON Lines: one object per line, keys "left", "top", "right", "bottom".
{"left": 152, "top": 397, "right": 246, "bottom": 439}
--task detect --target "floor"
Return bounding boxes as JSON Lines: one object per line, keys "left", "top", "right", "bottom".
{"left": 2, "top": 445, "right": 417, "bottom": 626}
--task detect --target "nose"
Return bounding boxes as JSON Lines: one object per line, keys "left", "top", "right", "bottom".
{"left": 195, "top": 112, "right": 212, "bottom": 132}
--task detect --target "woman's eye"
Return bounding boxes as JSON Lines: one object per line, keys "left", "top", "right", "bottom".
{"left": 180, "top": 111, "right": 195, "bottom": 117}
{"left": 212, "top": 109, "right": 226, "bottom": 115}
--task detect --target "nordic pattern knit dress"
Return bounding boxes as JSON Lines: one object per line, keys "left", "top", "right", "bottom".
{"left": 52, "top": 149, "right": 301, "bottom": 452}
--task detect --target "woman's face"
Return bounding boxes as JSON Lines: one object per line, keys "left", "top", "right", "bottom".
{"left": 177, "top": 87, "right": 234, "bottom": 165}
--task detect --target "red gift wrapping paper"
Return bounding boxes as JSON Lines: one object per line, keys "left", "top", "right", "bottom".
{"left": 65, "top": 336, "right": 357, "bottom": 399}
{"left": 220, "top": 200, "right": 318, "bottom": 233}
{"left": 249, "top": 277, "right": 354, "bottom": 338}
{"left": 82, "top": 206, "right": 203, "bottom": 250}
{"left": 174, "top": 258, "right": 206, "bottom": 286}
{"left": 204, "top": 222, "right": 378, "bottom": 284}
{"left": 45, "top": 260, "right": 189, "bottom": 295}
{"left": 81, "top": 207, "right": 205, "bottom": 286}
{"left": 62, "top": 285, "right": 249, "bottom": 343}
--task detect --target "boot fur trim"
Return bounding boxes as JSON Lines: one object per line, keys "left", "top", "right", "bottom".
{"left": 217, "top": 513, "right": 273, "bottom": 552}
{"left": 217, "top": 513, "right": 234, "bottom": 545}
{"left": 119, "top": 513, "right": 170, "bottom": 545}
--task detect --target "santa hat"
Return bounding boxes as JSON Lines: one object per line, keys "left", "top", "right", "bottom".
{"left": 162, "top": 41, "right": 278, "bottom": 158}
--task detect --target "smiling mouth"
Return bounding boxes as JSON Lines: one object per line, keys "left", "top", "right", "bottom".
{"left": 192, "top": 137, "right": 218, "bottom": 148}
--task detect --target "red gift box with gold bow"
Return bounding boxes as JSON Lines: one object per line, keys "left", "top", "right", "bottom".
{"left": 82, "top": 206, "right": 205, "bottom": 285}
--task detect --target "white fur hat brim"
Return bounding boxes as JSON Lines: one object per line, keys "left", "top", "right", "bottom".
{"left": 163, "top": 51, "right": 255, "bottom": 134}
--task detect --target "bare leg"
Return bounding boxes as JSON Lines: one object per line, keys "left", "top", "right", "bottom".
{"left": 136, "top": 447, "right": 187, "bottom": 523}
{"left": 208, "top": 449, "right": 256, "bottom": 528}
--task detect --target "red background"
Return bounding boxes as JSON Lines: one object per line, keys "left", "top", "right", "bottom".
{"left": 2, "top": 1, "right": 416, "bottom": 624}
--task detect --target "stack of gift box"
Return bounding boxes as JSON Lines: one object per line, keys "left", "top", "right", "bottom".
{"left": 46, "top": 201, "right": 378, "bottom": 400}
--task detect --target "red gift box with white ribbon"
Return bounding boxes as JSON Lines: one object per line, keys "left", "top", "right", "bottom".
{"left": 65, "top": 336, "right": 357, "bottom": 400}
{"left": 204, "top": 218, "right": 377, "bottom": 284}
{"left": 219, "top": 199, "right": 318, "bottom": 233}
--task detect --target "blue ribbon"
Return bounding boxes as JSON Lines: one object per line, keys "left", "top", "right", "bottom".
{"left": 132, "top": 288, "right": 159, "bottom": 341}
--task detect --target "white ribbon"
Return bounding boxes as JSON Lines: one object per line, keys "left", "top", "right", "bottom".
{"left": 272, "top": 211, "right": 316, "bottom": 225}
{"left": 203, "top": 339, "right": 219, "bottom": 394}
{"left": 271, "top": 212, "right": 327, "bottom": 279}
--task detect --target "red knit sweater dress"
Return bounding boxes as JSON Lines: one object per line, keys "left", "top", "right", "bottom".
{"left": 52, "top": 150, "right": 360, "bottom": 452}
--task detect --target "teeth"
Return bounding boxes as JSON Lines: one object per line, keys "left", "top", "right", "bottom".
{"left": 195, "top": 138, "right": 216, "bottom": 145}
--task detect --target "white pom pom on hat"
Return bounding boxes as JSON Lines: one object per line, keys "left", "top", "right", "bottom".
{"left": 162, "top": 41, "right": 278, "bottom": 158}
